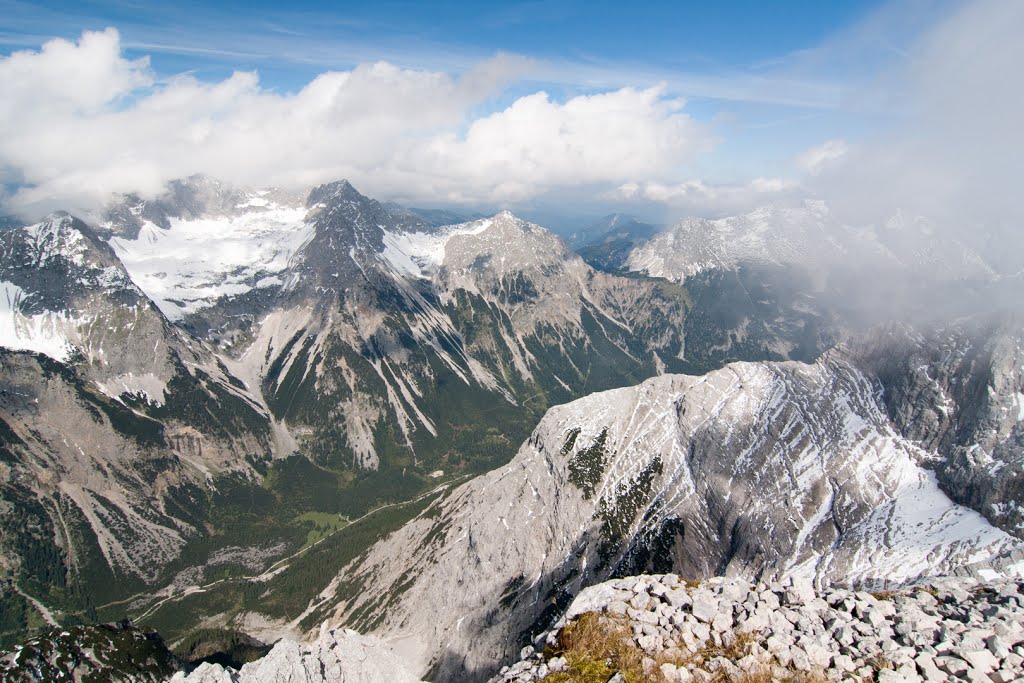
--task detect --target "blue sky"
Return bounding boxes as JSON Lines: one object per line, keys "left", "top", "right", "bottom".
{"left": 2, "top": 2, "right": 885, "bottom": 82}
{"left": 1, "top": 0, "right": 998, "bottom": 225}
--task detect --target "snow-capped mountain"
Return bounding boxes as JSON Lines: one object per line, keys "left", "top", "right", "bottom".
{"left": 0, "top": 178, "right": 831, "bottom": 646}
{"left": 0, "top": 211, "right": 277, "bottom": 616}
{"left": 1, "top": 213, "right": 139, "bottom": 363}
{"left": 2, "top": 176, "right": 1019, "bottom": 681}
{"left": 297, "top": 320, "right": 1024, "bottom": 682}
{"left": 99, "top": 175, "right": 310, "bottom": 329}
{"left": 0, "top": 210, "right": 273, "bottom": 443}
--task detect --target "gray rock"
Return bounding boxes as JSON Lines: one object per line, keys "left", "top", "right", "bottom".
{"left": 989, "top": 672, "right": 1018, "bottom": 683}
{"left": 711, "top": 612, "right": 732, "bottom": 634}
{"left": 690, "top": 594, "right": 719, "bottom": 623}
{"left": 986, "top": 634, "right": 1011, "bottom": 658}
{"left": 171, "top": 629, "right": 424, "bottom": 683}
{"left": 935, "top": 655, "right": 969, "bottom": 677}
{"left": 915, "top": 653, "right": 947, "bottom": 682}
{"left": 877, "top": 669, "right": 908, "bottom": 683}
{"left": 960, "top": 648, "right": 999, "bottom": 673}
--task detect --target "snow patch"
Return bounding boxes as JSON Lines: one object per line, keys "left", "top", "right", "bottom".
{"left": 380, "top": 215, "right": 499, "bottom": 279}
{"left": 108, "top": 202, "right": 311, "bottom": 319}
{"left": 0, "top": 281, "right": 81, "bottom": 362}
{"left": 94, "top": 372, "right": 168, "bottom": 405}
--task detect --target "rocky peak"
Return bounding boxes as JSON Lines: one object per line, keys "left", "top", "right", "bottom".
{"left": 17, "top": 212, "right": 112, "bottom": 261}
{"left": 305, "top": 179, "right": 360, "bottom": 208}
{"left": 289, "top": 180, "right": 425, "bottom": 293}
{"left": 440, "top": 211, "right": 570, "bottom": 277}
{"left": 305, "top": 179, "right": 423, "bottom": 238}
{"left": 1, "top": 213, "right": 139, "bottom": 315}
{"left": 103, "top": 175, "right": 254, "bottom": 239}
{"left": 168, "top": 627, "right": 424, "bottom": 683}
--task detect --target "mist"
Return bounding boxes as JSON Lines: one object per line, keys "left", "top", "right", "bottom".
{"left": 683, "top": 0, "right": 1024, "bottom": 329}
{"left": 812, "top": 0, "right": 1020, "bottom": 259}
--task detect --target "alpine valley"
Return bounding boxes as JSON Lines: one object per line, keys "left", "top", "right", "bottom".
{"left": 0, "top": 176, "right": 1021, "bottom": 682}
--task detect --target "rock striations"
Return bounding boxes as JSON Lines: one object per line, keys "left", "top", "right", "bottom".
{"left": 493, "top": 574, "right": 1024, "bottom": 683}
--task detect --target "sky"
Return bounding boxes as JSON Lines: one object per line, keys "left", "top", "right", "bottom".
{"left": 0, "top": 0, "right": 1019, "bottom": 231}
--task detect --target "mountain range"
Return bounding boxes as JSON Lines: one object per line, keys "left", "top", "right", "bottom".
{"left": 0, "top": 176, "right": 1020, "bottom": 681}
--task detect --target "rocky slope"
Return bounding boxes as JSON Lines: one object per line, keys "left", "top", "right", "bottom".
{"left": 155, "top": 573, "right": 1024, "bottom": 682}
{"left": 298, "top": 339, "right": 1023, "bottom": 682}
{"left": 494, "top": 573, "right": 1024, "bottom": 682}
{"left": 0, "top": 621, "right": 178, "bottom": 682}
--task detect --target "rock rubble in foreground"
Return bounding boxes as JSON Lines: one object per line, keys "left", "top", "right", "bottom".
{"left": 492, "top": 575, "right": 1024, "bottom": 683}
{"left": 168, "top": 627, "right": 424, "bottom": 683}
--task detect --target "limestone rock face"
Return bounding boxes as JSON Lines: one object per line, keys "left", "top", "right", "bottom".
{"left": 312, "top": 349, "right": 1023, "bottom": 682}
{"left": 168, "top": 628, "right": 424, "bottom": 683}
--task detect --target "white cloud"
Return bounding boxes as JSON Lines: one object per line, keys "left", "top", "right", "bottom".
{"left": 795, "top": 139, "right": 849, "bottom": 175}
{"left": 0, "top": 28, "right": 151, "bottom": 116}
{"left": 404, "top": 86, "right": 709, "bottom": 203}
{"left": 0, "top": 29, "right": 712, "bottom": 216}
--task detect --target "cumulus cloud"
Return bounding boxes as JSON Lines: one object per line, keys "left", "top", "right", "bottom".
{"left": 0, "top": 28, "right": 152, "bottom": 116}
{"left": 407, "top": 86, "right": 709, "bottom": 203}
{"left": 0, "top": 28, "right": 712, "bottom": 216}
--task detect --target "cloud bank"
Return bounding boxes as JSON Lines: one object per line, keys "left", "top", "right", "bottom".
{"left": 611, "top": 177, "right": 800, "bottom": 216}
{"left": 0, "top": 28, "right": 712, "bottom": 216}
